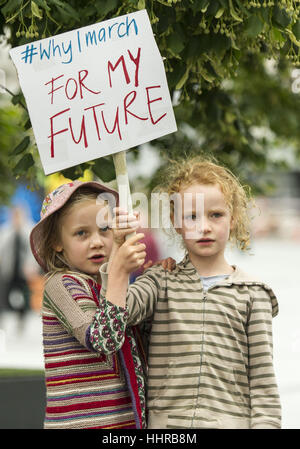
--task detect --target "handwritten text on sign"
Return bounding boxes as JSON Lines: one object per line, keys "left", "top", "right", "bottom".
{"left": 10, "top": 10, "right": 177, "bottom": 175}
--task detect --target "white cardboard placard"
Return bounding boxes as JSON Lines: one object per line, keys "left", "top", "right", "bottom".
{"left": 10, "top": 10, "right": 177, "bottom": 175}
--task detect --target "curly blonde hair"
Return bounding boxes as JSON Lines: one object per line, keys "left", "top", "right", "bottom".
{"left": 157, "top": 155, "right": 253, "bottom": 251}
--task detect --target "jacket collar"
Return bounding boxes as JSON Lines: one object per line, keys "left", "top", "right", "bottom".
{"left": 174, "top": 254, "right": 279, "bottom": 318}
{"left": 177, "top": 253, "right": 267, "bottom": 286}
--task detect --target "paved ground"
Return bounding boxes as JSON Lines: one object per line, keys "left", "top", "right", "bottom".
{"left": 0, "top": 237, "right": 299, "bottom": 428}
{"left": 227, "top": 237, "right": 300, "bottom": 429}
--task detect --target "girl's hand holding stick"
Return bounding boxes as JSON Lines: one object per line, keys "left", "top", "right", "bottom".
{"left": 106, "top": 207, "right": 146, "bottom": 307}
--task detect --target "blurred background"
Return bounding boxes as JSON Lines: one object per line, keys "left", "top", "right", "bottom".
{"left": 1, "top": 1, "right": 300, "bottom": 429}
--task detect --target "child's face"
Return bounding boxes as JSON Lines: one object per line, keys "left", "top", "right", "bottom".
{"left": 176, "top": 183, "right": 234, "bottom": 261}
{"left": 55, "top": 199, "right": 113, "bottom": 276}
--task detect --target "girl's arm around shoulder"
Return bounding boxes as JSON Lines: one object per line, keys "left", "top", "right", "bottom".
{"left": 101, "top": 207, "right": 171, "bottom": 326}
{"left": 44, "top": 271, "right": 129, "bottom": 355}
{"left": 100, "top": 261, "right": 166, "bottom": 327}
{"left": 127, "top": 264, "right": 167, "bottom": 326}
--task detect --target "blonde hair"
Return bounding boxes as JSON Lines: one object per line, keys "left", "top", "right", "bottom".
{"left": 157, "top": 155, "right": 253, "bottom": 251}
{"left": 41, "top": 187, "right": 107, "bottom": 278}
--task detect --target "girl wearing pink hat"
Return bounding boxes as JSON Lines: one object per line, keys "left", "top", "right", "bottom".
{"left": 30, "top": 180, "right": 147, "bottom": 429}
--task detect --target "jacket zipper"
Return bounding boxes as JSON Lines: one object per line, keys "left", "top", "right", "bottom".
{"left": 191, "top": 282, "right": 229, "bottom": 427}
{"left": 191, "top": 290, "right": 207, "bottom": 428}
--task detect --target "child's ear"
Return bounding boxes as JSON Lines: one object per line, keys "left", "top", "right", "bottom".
{"left": 53, "top": 243, "right": 63, "bottom": 252}
{"left": 174, "top": 226, "right": 182, "bottom": 235}
{"left": 171, "top": 213, "right": 182, "bottom": 235}
{"left": 230, "top": 215, "right": 235, "bottom": 231}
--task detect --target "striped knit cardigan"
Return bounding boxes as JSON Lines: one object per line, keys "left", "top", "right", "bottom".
{"left": 42, "top": 272, "right": 146, "bottom": 429}
{"left": 100, "top": 255, "right": 281, "bottom": 429}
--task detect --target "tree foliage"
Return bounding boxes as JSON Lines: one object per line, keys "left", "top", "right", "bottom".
{"left": 0, "top": 105, "right": 29, "bottom": 203}
{"left": 0, "top": 0, "right": 300, "bottom": 195}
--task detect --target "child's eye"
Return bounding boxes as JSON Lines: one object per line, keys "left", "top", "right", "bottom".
{"left": 99, "top": 225, "right": 110, "bottom": 232}
{"left": 76, "top": 230, "right": 86, "bottom": 237}
{"left": 185, "top": 214, "right": 197, "bottom": 221}
{"left": 211, "top": 212, "right": 223, "bottom": 218}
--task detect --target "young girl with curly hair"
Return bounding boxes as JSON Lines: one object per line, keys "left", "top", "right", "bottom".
{"left": 101, "top": 156, "right": 281, "bottom": 429}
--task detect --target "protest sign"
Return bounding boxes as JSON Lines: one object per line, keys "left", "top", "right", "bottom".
{"left": 9, "top": 9, "right": 177, "bottom": 175}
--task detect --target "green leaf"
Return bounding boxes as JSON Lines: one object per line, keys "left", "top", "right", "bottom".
{"left": 11, "top": 93, "right": 23, "bottom": 105}
{"left": 137, "top": 0, "right": 145, "bottom": 9}
{"left": 61, "top": 166, "right": 78, "bottom": 180}
{"left": 215, "top": 8, "right": 224, "bottom": 19}
{"left": 11, "top": 136, "right": 30, "bottom": 156}
{"left": 210, "top": 34, "right": 231, "bottom": 55}
{"left": 176, "top": 64, "right": 191, "bottom": 90}
{"left": 156, "top": 0, "right": 172, "bottom": 6}
{"left": 1, "top": 0, "right": 21, "bottom": 17}
{"left": 166, "top": 32, "right": 185, "bottom": 54}
{"left": 33, "top": 0, "right": 51, "bottom": 12}
{"left": 201, "top": 2, "right": 210, "bottom": 13}
{"left": 286, "top": 29, "right": 300, "bottom": 48}
{"left": 191, "top": 0, "right": 210, "bottom": 14}
{"left": 235, "top": 0, "right": 250, "bottom": 17}
{"left": 207, "top": 1, "right": 220, "bottom": 17}
{"left": 271, "top": 27, "right": 285, "bottom": 44}
{"left": 24, "top": 118, "right": 32, "bottom": 130}
{"left": 272, "top": 6, "right": 292, "bottom": 29}
{"left": 245, "top": 15, "right": 264, "bottom": 38}
{"left": 292, "top": 21, "right": 300, "bottom": 41}
{"left": 31, "top": 1, "right": 43, "bottom": 19}
{"left": 13, "top": 153, "right": 34, "bottom": 174}
{"left": 225, "top": 110, "right": 236, "bottom": 124}
{"left": 50, "top": 0, "right": 80, "bottom": 22}
{"left": 92, "top": 157, "right": 115, "bottom": 182}
{"left": 229, "top": 0, "right": 243, "bottom": 23}
{"left": 187, "top": 36, "right": 204, "bottom": 59}
{"left": 199, "top": 65, "right": 214, "bottom": 83}
{"left": 94, "top": 0, "right": 119, "bottom": 17}
{"left": 167, "top": 63, "right": 186, "bottom": 89}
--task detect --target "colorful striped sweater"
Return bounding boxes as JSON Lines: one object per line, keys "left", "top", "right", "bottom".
{"left": 100, "top": 255, "right": 281, "bottom": 429}
{"left": 42, "top": 272, "right": 146, "bottom": 429}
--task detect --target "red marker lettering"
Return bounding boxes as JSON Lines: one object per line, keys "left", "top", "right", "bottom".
{"left": 108, "top": 55, "right": 130, "bottom": 88}
{"left": 45, "top": 74, "right": 64, "bottom": 104}
{"left": 48, "top": 108, "right": 70, "bottom": 157}
{"left": 78, "top": 69, "right": 101, "bottom": 98}
{"left": 65, "top": 78, "right": 78, "bottom": 100}
{"left": 101, "top": 107, "right": 122, "bottom": 140}
{"left": 146, "top": 85, "right": 167, "bottom": 125}
{"left": 127, "top": 47, "right": 141, "bottom": 87}
{"left": 124, "top": 90, "right": 148, "bottom": 125}
{"left": 69, "top": 116, "right": 88, "bottom": 148}
{"left": 84, "top": 103, "right": 105, "bottom": 140}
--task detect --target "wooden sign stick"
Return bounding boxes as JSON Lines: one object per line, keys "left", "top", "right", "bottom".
{"left": 112, "top": 151, "right": 136, "bottom": 239}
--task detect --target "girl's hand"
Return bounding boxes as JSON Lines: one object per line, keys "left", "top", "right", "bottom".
{"left": 112, "top": 207, "right": 141, "bottom": 247}
{"left": 113, "top": 232, "right": 146, "bottom": 275}
{"left": 106, "top": 232, "right": 146, "bottom": 308}
{"left": 143, "top": 257, "right": 176, "bottom": 272}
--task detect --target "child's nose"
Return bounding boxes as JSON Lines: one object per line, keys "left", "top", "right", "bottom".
{"left": 90, "top": 233, "right": 104, "bottom": 247}
{"left": 201, "top": 217, "right": 212, "bottom": 233}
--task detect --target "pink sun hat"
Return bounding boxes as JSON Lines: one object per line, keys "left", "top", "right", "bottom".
{"left": 30, "top": 180, "right": 119, "bottom": 271}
